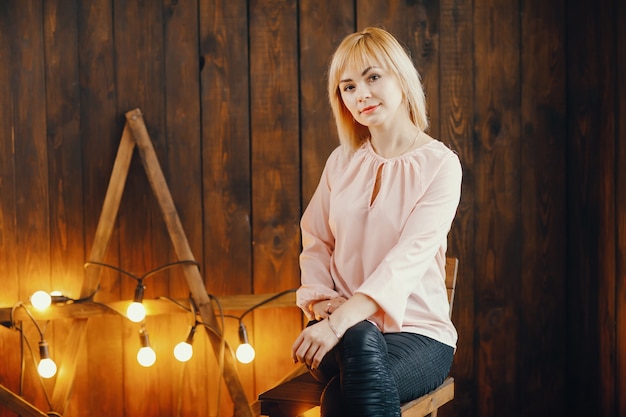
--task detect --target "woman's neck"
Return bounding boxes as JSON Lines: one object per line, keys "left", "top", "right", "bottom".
{"left": 369, "top": 122, "right": 426, "bottom": 158}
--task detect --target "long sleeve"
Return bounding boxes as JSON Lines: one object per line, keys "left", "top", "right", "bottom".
{"left": 296, "top": 147, "right": 343, "bottom": 318}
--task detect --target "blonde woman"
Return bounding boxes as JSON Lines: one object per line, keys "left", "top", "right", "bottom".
{"left": 291, "top": 27, "right": 462, "bottom": 416}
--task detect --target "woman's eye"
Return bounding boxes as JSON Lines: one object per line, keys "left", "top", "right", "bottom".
{"left": 368, "top": 74, "right": 380, "bottom": 82}
{"left": 342, "top": 84, "right": 354, "bottom": 92}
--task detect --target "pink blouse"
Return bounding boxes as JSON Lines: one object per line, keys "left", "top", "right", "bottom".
{"left": 296, "top": 139, "right": 462, "bottom": 348}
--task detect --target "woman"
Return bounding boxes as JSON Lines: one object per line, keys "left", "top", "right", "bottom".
{"left": 291, "top": 27, "right": 462, "bottom": 416}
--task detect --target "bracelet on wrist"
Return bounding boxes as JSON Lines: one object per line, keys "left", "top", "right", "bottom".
{"left": 327, "top": 316, "right": 341, "bottom": 339}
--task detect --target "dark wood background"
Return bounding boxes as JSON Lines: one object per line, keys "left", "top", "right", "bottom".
{"left": 0, "top": 1, "right": 624, "bottom": 416}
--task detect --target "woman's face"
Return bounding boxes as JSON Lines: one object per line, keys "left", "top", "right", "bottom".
{"left": 338, "top": 64, "right": 405, "bottom": 129}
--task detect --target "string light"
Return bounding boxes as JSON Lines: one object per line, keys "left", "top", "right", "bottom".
{"left": 29, "top": 289, "right": 90, "bottom": 311}
{"left": 85, "top": 259, "right": 199, "bottom": 324}
{"left": 231, "top": 289, "right": 296, "bottom": 364}
{"left": 13, "top": 274, "right": 294, "bottom": 387}
{"left": 30, "top": 291, "right": 52, "bottom": 311}
{"left": 173, "top": 326, "right": 196, "bottom": 363}
{"left": 10, "top": 302, "right": 58, "bottom": 378}
{"left": 127, "top": 283, "right": 146, "bottom": 323}
{"left": 137, "top": 328, "right": 156, "bottom": 367}
{"left": 235, "top": 323, "right": 255, "bottom": 364}
{"left": 37, "top": 340, "right": 57, "bottom": 378}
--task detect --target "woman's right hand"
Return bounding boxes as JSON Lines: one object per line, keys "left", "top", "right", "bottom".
{"left": 291, "top": 318, "right": 341, "bottom": 369}
{"left": 311, "top": 297, "right": 347, "bottom": 320}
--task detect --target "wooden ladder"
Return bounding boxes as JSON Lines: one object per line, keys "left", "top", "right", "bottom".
{"left": 257, "top": 257, "right": 459, "bottom": 417}
{"left": 0, "top": 109, "right": 254, "bottom": 417}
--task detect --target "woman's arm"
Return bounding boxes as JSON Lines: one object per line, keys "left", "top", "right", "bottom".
{"left": 296, "top": 148, "right": 344, "bottom": 317}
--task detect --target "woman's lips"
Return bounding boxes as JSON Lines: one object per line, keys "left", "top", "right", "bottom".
{"left": 360, "top": 104, "right": 379, "bottom": 114}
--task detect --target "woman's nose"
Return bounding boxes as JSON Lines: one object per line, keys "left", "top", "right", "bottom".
{"left": 357, "top": 87, "right": 371, "bottom": 101}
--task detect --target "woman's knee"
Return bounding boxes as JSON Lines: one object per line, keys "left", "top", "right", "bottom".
{"left": 341, "top": 321, "right": 386, "bottom": 354}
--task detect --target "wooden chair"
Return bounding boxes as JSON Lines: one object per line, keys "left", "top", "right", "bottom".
{"left": 257, "top": 257, "right": 459, "bottom": 417}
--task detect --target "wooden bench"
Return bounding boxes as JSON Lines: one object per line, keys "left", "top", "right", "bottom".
{"left": 258, "top": 257, "right": 459, "bottom": 417}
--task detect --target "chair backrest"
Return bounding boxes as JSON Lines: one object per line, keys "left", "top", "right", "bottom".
{"left": 445, "top": 257, "right": 459, "bottom": 319}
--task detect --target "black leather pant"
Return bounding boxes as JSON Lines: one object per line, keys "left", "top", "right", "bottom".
{"left": 308, "top": 320, "right": 454, "bottom": 417}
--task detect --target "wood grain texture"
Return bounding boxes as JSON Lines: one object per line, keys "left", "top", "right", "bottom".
{"left": 42, "top": 1, "right": 87, "bottom": 413}
{"left": 566, "top": 1, "right": 617, "bottom": 416}
{"left": 0, "top": 384, "right": 48, "bottom": 417}
{"left": 0, "top": 2, "right": 23, "bottom": 406}
{"left": 162, "top": 6, "right": 206, "bottom": 413}
{"left": 473, "top": 1, "right": 521, "bottom": 416}
{"left": 249, "top": 0, "right": 303, "bottom": 399}
{"left": 199, "top": 1, "right": 253, "bottom": 413}
{"left": 618, "top": 2, "right": 626, "bottom": 416}
{"left": 163, "top": 0, "right": 202, "bottom": 297}
{"left": 200, "top": 0, "right": 252, "bottom": 297}
{"left": 0, "top": 1, "right": 19, "bottom": 308}
{"left": 43, "top": 0, "right": 84, "bottom": 299}
{"left": 439, "top": 1, "right": 474, "bottom": 416}
{"left": 8, "top": 1, "right": 51, "bottom": 412}
{"left": 519, "top": 0, "right": 567, "bottom": 415}
{"left": 299, "top": 0, "right": 353, "bottom": 205}
{"left": 76, "top": 1, "right": 124, "bottom": 415}
{"left": 112, "top": 2, "right": 170, "bottom": 416}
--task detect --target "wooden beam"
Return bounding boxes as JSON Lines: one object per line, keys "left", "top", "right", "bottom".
{"left": 0, "top": 292, "right": 297, "bottom": 322}
{"left": 0, "top": 384, "right": 49, "bottom": 417}
{"left": 126, "top": 108, "right": 253, "bottom": 417}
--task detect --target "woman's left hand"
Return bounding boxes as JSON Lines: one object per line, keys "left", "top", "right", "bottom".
{"left": 311, "top": 297, "right": 347, "bottom": 320}
{"left": 291, "top": 319, "right": 340, "bottom": 369}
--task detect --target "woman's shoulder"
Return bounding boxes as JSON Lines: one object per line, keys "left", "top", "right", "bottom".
{"left": 416, "top": 137, "right": 461, "bottom": 169}
{"left": 418, "top": 134, "right": 458, "bottom": 157}
{"left": 324, "top": 143, "right": 360, "bottom": 170}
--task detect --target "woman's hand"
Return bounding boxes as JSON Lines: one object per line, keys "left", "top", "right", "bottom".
{"left": 293, "top": 293, "right": 378, "bottom": 369}
{"left": 291, "top": 318, "right": 340, "bottom": 369}
{"left": 310, "top": 297, "right": 347, "bottom": 320}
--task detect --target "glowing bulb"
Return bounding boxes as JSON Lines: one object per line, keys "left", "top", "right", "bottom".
{"left": 236, "top": 343, "right": 255, "bottom": 364}
{"left": 31, "top": 291, "right": 52, "bottom": 311}
{"left": 127, "top": 302, "right": 146, "bottom": 322}
{"left": 174, "top": 326, "right": 196, "bottom": 362}
{"left": 137, "top": 328, "right": 155, "bottom": 367}
{"left": 137, "top": 346, "right": 156, "bottom": 367}
{"left": 38, "top": 358, "right": 57, "bottom": 378}
{"left": 37, "top": 341, "right": 57, "bottom": 378}
{"left": 236, "top": 323, "right": 255, "bottom": 363}
{"left": 174, "top": 341, "right": 193, "bottom": 362}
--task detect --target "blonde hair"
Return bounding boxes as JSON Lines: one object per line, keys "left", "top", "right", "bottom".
{"left": 327, "top": 27, "right": 428, "bottom": 152}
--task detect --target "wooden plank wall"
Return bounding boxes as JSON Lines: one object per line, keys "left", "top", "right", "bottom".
{"left": 0, "top": 1, "right": 624, "bottom": 417}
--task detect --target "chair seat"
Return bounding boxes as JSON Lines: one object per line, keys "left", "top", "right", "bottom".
{"left": 400, "top": 377, "right": 454, "bottom": 416}
{"left": 257, "top": 373, "right": 454, "bottom": 417}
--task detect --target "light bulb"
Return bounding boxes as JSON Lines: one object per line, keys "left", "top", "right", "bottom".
{"left": 174, "top": 341, "right": 193, "bottom": 362}
{"left": 236, "top": 343, "right": 255, "bottom": 364}
{"left": 37, "top": 341, "right": 57, "bottom": 378}
{"left": 174, "top": 326, "right": 196, "bottom": 362}
{"left": 137, "top": 329, "right": 156, "bottom": 367}
{"left": 137, "top": 346, "right": 156, "bottom": 367}
{"left": 31, "top": 291, "right": 52, "bottom": 311}
{"left": 38, "top": 358, "right": 57, "bottom": 378}
{"left": 127, "top": 302, "right": 146, "bottom": 322}
{"left": 236, "top": 323, "right": 255, "bottom": 364}
{"left": 127, "top": 284, "right": 146, "bottom": 322}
